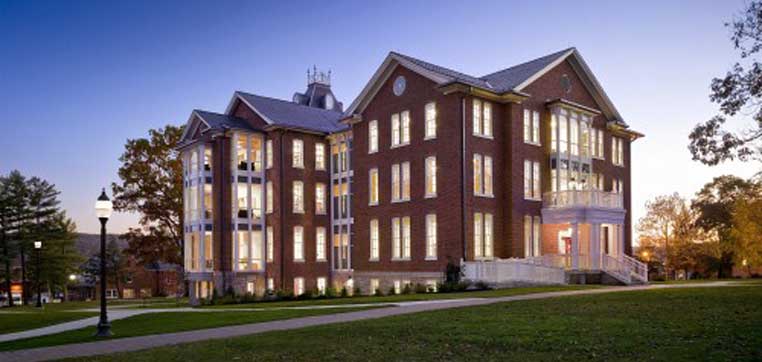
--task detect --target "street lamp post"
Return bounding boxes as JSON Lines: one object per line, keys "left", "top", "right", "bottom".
{"left": 34, "top": 241, "right": 42, "bottom": 308}
{"left": 94, "top": 188, "right": 113, "bottom": 337}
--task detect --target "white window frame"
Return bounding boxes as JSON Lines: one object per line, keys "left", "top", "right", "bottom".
{"left": 473, "top": 99, "right": 493, "bottom": 138}
{"left": 315, "top": 143, "right": 326, "bottom": 170}
{"left": 391, "top": 113, "right": 401, "bottom": 147}
{"left": 369, "top": 168, "right": 379, "bottom": 206}
{"left": 392, "top": 217, "right": 401, "bottom": 260}
{"left": 425, "top": 156, "right": 437, "bottom": 198}
{"left": 315, "top": 183, "right": 326, "bottom": 215}
{"left": 425, "top": 214, "right": 437, "bottom": 260}
{"left": 293, "top": 226, "right": 304, "bottom": 262}
{"left": 266, "top": 139, "right": 273, "bottom": 169}
{"left": 317, "top": 277, "right": 326, "bottom": 295}
{"left": 266, "top": 226, "right": 273, "bottom": 262}
{"left": 294, "top": 277, "right": 304, "bottom": 295}
{"left": 524, "top": 215, "right": 542, "bottom": 257}
{"left": 266, "top": 181, "right": 273, "bottom": 214}
{"left": 316, "top": 227, "right": 326, "bottom": 261}
{"left": 402, "top": 216, "right": 411, "bottom": 260}
{"left": 425, "top": 102, "right": 436, "bottom": 140}
{"left": 292, "top": 181, "right": 304, "bottom": 214}
{"left": 369, "top": 120, "right": 379, "bottom": 153}
{"left": 524, "top": 160, "right": 541, "bottom": 200}
{"left": 292, "top": 139, "right": 303, "bottom": 168}
{"left": 612, "top": 137, "right": 625, "bottom": 166}
{"left": 473, "top": 154, "right": 493, "bottom": 197}
{"left": 369, "top": 219, "right": 379, "bottom": 261}
{"left": 523, "top": 109, "right": 541, "bottom": 145}
{"left": 474, "top": 212, "right": 494, "bottom": 260}
{"left": 392, "top": 162, "right": 410, "bottom": 202}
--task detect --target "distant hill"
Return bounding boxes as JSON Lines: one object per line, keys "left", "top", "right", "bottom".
{"left": 75, "top": 233, "right": 127, "bottom": 257}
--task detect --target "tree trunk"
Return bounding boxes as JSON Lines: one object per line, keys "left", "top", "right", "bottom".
{"left": 20, "top": 246, "right": 27, "bottom": 305}
{"left": 1, "top": 229, "right": 12, "bottom": 307}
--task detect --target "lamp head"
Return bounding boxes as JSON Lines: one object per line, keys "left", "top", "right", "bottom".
{"left": 95, "top": 188, "right": 113, "bottom": 220}
{"left": 34, "top": 241, "right": 42, "bottom": 249}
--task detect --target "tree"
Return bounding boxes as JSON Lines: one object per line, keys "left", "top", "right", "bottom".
{"left": 0, "top": 175, "right": 17, "bottom": 306}
{"left": 637, "top": 193, "right": 704, "bottom": 279}
{"left": 689, "top": 1, "right": 762, "bottom": 166}
{"left": 81, "top": 236, "right": 128, "bottom": 298}
{"left": 112, "top": 125, "right": 184, "bottom": 274}
{"left": 691, "top": 175, "right": 761, "bottom": 276}
{"left": 730, "top": 195, "right": 762, "bottom": 275}
{"left": 3, "top": 171, "right": 31, "bottom": 304}
{"left": 28, "top": 213, "right": 82, "bottom": 300}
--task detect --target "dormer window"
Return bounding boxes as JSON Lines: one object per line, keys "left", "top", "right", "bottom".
{"left": 325, "top": 94, "right": 334, "bottom": 110}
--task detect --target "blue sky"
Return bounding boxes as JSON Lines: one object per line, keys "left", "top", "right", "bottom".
{"left": 1, "top": 0, "right": 757, "bottom": 235}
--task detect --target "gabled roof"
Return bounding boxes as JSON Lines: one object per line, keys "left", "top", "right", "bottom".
{"left": 228, "top": 91, "right": 347, "bottom": 134}
{"left": 179, "top": 110, "right": 261, "bottom": 146}
{"left": 344, "top": 48, "right": 627, "bottom": 126}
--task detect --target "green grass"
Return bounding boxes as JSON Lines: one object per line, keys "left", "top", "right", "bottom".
{"left": 202, "top": 285, "right": 602, "bottom": 309}
{"left": 0, "top": 306, "right": 379, "bottom": 351}
{"left": 0, "top": 310, "right": 97, "bottom": 334}
{"left": 69, "top": 285, "right": 762, "bottom": 362}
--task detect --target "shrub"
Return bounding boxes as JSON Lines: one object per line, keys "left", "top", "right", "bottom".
{"left": 445, "top": 261, "right": 462, "bottom": 283}
{"left": 388, "top": 286, "right": 397, "bottom": 296}
{"left": 401, "top": 284, "right": 413, "bottom": 295}
{"left": 340, "top": 287, "right": 349, "bottom": 297}
{"left": 325, "top": 287, "right": 338, "bottom": 298}
{"left": 414, "top": 283, "right": 428, "bottom": 294}
{"left": 474, "top": 281, "right": 491, "bottom": 291}
{"left": 353, "top": 287, "right": 363, "bottom": 296}
{"left": 374, "top": 288, "right": 384, "bottom": 296}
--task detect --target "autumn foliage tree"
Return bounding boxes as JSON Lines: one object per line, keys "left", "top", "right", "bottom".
{"left": 112, "top": 125, "right": 184, "bottom": 271}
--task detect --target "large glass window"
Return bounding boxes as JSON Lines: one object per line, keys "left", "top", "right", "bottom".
{"left": 473, "top": 154, "right": 482, "bottom": 195}
{"left": 203, "top": 184, "right": 212, "bottom": 219}
{"left": 292, "top": 139, "right": 303, "bottom": 168}
{"left": 237, "top": 231, "right": 249, "bottom": 270}
{"left": 266, "top": 181, "right": 273, "bottom": 214}
{"left": 250, "top": 136, "right": 262, "bottom": 171}
{"left": 391, "top": 217, "right": 401, "bottom": 260}
{"left": 370, "top": 219, "right": 379, "bottom": 261}
{"left": 425, "top": 156, "right": 437, "bottom": 198}
{"left": 401, "top": 110, "right": 411, "bottom": 144}
{"left": 426, "top": 214, "right": 437, "bottom": 260}
{"left": 204, "top": 231, "right": 213, "bottom": 269}
{"left": 190, "top": 149, "right": 199, "bottom": 174}
{"left": 315, "top": 183, "right": 326, "bottom": 214}
{"left": 425, "top": 102, "right": 436, "bottom": 139}
{"left": 474, "top": 213, "right": 493, "bottom": 259}
{"left": 293, "top": 226, "right": 304, "bottom": 261}
{"left": 524, "top": 160, "right": 541, "bottom": 200}
{"left": 391, "top": 113, "right": 400, "bottom": 147}
{"left": 473, "top": 154, "right": 492, "bottom": 197}
{"left": 266, "top": 140, "right": 273, "bottom": 169}
{"left": 524, "top": 215, "right": 541, "bottom": 257}
{"left": 391, "top": 162, "right": 410, "bottom": 202}
{"left": 612, "top": 137, "right": 625, "bottom": 166}
{"left": 294, "top": 277, "right": 304, "bottom": 295}
{"left": 236, "top": 183, "right": 248, "bottom": 218}
{"left": 292, "top": 181, "right": 304, "bottom": 214}
{"left": 402, "top": 216, "right": 411, "bottom": 259}
{"left": 204, "top": 146, "right": 212, "bottom": 172}
{"left": 266, "top": 226, "right": 273, "bottom": 262}
{"left": 251, "top": 183, "right": 262, "bottom": 219}
{"left": 236, "top": 136, "right": 247, "bottom": 171}
{"left": 473, "top": 99, "right": 492, "bottom": 137}
{"left": 315, "top": 143, "right": 326, "bottom": 170}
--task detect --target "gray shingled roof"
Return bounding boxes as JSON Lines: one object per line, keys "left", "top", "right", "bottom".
{"left": 392, "top": 48, "right": 573, "bottom": 93}
{"left": 194, "top": 110, "right": 259, "bottom": 132}
{"left": 237, "top": 91, "right": 347, "bottom": 133}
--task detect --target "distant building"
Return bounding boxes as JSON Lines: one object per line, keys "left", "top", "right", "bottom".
{"left": 178, "top": 48, "right": 646, "bottom": 303}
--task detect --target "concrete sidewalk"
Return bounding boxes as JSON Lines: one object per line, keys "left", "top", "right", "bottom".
{"left": 0, "top": 282, "right": 739, "bottom": 362}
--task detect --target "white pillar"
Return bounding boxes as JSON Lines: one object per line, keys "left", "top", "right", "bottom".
{"left": 590, "top": 223, "right": 600, "bottom": 270}
{"left": 571, "top": 222, "right": 579, "bottom": 270}
{"left": 618, "top": 224, "right": 625, "bottom": 260}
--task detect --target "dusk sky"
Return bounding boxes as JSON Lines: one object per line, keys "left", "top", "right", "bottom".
{"left": 1, "top": 0, "right": 757, "bottom": 236}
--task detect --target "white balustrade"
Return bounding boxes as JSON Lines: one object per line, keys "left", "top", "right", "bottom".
{"left": 543, "top": 190, "right": 623, "bottom": 209}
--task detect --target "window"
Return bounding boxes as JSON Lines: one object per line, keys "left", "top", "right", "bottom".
{"left": 266, "top": 140, "right": 273, "bottom": 169}
{"left": 292, "top": 181, "right": 304, "bottom": 213}
{"left": 251, "top": 184, "right": 262, "bottom": 219}
{"left": 204, "top": 146, "right": 212, "bottom": 172}
{"left": 613, "top": 178, "right": 624, "bottom": 193}
{"left": 316, "top": 227, "right": 326, "bottom": 261}
{"left": 267, "top": 278, "right": 274, "bottom": 291}
{"left": 237, "top": 230, "right": 250, "bottom": 270}
{"left": 523, "top": 109, "right": 540, "bottom": 144}
{"left": 315, "top": 183, "right": 326, "bottom": 214}
{"left": 474, "top": 213, "right": 494, "bottom": 259}
{"left": 391, "top": 162, "right": 410, "bottom": 202}
{"left": 524, "top": 215, "right": 542, "bottom": 257}
{"left": 391, "top": 216, "right": 411, "bottom": 260}
{"left": 473, "top": 154, "right": 493, "bottom": 197}
{"left": 369, "top": 168, "right": 379, "bottom": 205}
{"left": 266, "top": 181, "right": 273, "bottom": 214}
{"left": 425, "top": 156, "right": 437, "bottom": 198}
{"left": 393, "top": 280, "right": 401, "bottom": 294}
{"left": 292, "top": 139, "right": 303, "bottom": 168}
{"left": 370, "top": 219, "right": 379, "bottom": 261}
{"left": 369, "top": 120, "right": 378, "bottom": 153}
{"left": 473, "top": 100, "right": 493, "bottom": 137}
{"left": 294, "top": 277, "right": 304, "bottom": 296}
{"left": 426, "top": 214, "right": 437, "bottom": 260}
{"left": 425, "top": 102, "right": 436, "bottom": 139}
{"left": 524, "top": 160, "right": 541, "bottom": 200}
{"left": 250, "top": 136, "right": 263, "bottom": 171}
{"left": 293, "top": 226, "right": 304, "bottom": 261}
{"left": 570, "top": 117, "right": 579, "bottom": 156}
{"left": 235, "top": 136, "right": 247, "bottom": 171}
{"left": 236, "top": 183, "right": 248, "bottom": 218}
{"left": 612, "top": 137, "right": 624, "bottom": 166}
{"left": 391, "top": 111, "right": 411, "bottom": 147}
{"left": 315, "top": 143, "right": 326, "bottom": 170}
{"left": 590, "top": 128, "right": 604, "bottom": 158}
{"left": 317, "top": 277, "right": 326, "bottom": 295}
{"left": 591, "top": 173, "right": 605, "bottom": 191}
{"left": 370, "top": 279, "right": 380, "bottom": 294}
{"left": 266, "top": 226, "right": 273, "bottom": 262}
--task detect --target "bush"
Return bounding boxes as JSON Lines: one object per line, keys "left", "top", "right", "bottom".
{"left": 445, "top": 261, "right": 462, "bottom": 283}
{"left": 340, "top": 287, "right": 349, "bottom": 297}
{"left": 325, "top": 287, "right": 338, "bottom": 298}
{"left": 353, "top": 287, "right": 363, "bottom": 296}
{"left": 437, "top": 281, "right": 470, "bottom": 293}
{"left": 414, "top": 283, "right": 428, "bottom": 294}
{"left": 474, "top": 281, "right": 491, "bottom": 291}
{"left": 388, "top": 286, "right": 397, "bottom": 295}
{"left": 374, "top": 288, "right": 384, "bottom": 296}
{"left": 401, "top": 284, "right": 413, "bottom": 295}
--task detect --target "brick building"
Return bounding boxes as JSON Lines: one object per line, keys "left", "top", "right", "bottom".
{"left": 178, "top": 48, "right": 645, "bottom": 302}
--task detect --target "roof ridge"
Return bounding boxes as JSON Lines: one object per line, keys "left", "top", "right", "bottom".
{"left": 481, "top": 47, "right": 575, "bottom": 80}
{"left": 236, "top": 91, "right": 342, "bottom": 114}
{"left": 390, "top": 51, "right": 487, "bottom": 85}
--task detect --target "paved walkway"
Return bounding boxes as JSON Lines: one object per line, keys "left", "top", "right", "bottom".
{"left": 0, "top": 282, "right": 743, "bottom": 362}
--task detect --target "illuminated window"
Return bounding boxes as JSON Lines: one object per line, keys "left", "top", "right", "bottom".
{"left": 473, "top": 154, "right": 482, "bottom": 195}
{"left": 204, "top": 146, "right": 212, "bottom": 172}
{"left": 391, "top": 113, "right": 400, "bottom": 147}
{"left": 266, "top": 140, "right": 273, "bottom": 169}
{"left": 293, "top": 226, "right": 304, "bottom": 261}
{"left": 315, "top": 183, "right": 326, "bottom": 214}
{"left": 266, "top": 181, "right": 273, "bottom": 214}
{"left": 524, "top": 160, "right": 541, "bottom": 200}
{"left": 612, "top": 137, "right": 625, "bottom": 166}
{"left": 426, "top": 214, "right": 437, "bottom": 260}
{"left": 292, "top": 139, "right": 303, "bottom": 168}
{"left": 250, "top": 136, "right": 262, "bottom": 171}
{"left": 473, "top": 99, "right": 492, "bottom": 137}
{"left": 391, "top": 162, "right": 410, "bottom": 202}
{"left": 236, "top": 183, "right": 248, "bottom": 218}
{"left": 369, "top": 168, "right": 379, "bottom": 205}
{"left": 391, "top": 217, "right": 411, "bottom": 260}
{"left": 425, "top": 102, "right": 436, "bottom": 139}
{"left": 391, "top": 111, "right": 411, "bottom": 147}
{"left": 473, "top": 154, "right": 492, "bottom": 197}
{"left": 235, "top": 135, "right": 247, "bottom": 171}
{"left": 292, "top": 181, "right": 303, "bottom": 214}
{"left": 484, "top": 156, "right": 493, "bottom": 196}
{"left": 267, "top": 278, "right": 274, "bottom": 291}
{"left": 266, "top": 226, "right": 273, "bottom": 262}
{"left": 315, "top": 143, "right": 326, "bottom": 170}
{"left": 402, "top": 216, "right": 411, "bottom": 259}
{"left": 523, "top": 109, "right": 541, "bottom": 145}
{"left": 591, "top": 128, "right": 604, "bottom": 159}
{"left": 317, "top": 277, "right": 326, "bottom": 295}
{"left": 425, "top": 156, "right": 437, "bottom": 198}
{"left": 370, "top": 219, "right": 379, "bottom": 261}
{"left": 316, "top": 227, "right": 326, "bottom": 261}
{"left": 370, "top": 279, "right": 380, "bottom": 294}
{"left": 250, "top": 183, "right": 262, "bottom": 219}
{"left": 474, "top": 213, "right": 494, "bottom": 259}
{"left": 524, "top": 215, "right": 542, "bottom": 257}
{"left": 294, "top": 277, "right": 304, "bottom": 295}
{"left": 369, "top": 120, "right": 378, "bottom": 153}
{"left": 237, "top": 231, "right": 250, "bottom": 270}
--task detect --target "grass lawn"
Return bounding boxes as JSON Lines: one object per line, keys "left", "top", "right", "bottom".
{"left": 0, "top": 310, "right": 97, "bottom": 334}
{"left": 202, "top": 284, "right": 602, "bottom": 309}
{"left": 0, "top": 306, "right": 380, "bottom": 352}
{"left": 69, "top": 285, "right": 762, "bottom": 362}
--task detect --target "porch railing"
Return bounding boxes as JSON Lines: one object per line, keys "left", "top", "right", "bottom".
{"left": 622, "top": 254, "right": 648, "bottom": 283}
{"left": 602, "top": 254, "right": 631, "bottom": 284}
{"left": 543, "top": 190, "right": 623, "bottom": 209}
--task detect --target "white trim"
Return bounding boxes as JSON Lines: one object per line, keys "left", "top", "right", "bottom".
{"left": 224, "top": 92, "right": 276, "bottom": 125}
{"left": 513, "top": 48, "right": 576, "bottom": 92}
{"left": 180, "top": 111, "right": 212, "bottom": 142}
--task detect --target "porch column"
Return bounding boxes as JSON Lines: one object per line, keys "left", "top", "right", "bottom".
{"left": 618, "top": 224, "right": 625, "bottom": 260}
{"left": 571, "top": 222, "right": 579, "bottom": 270}
{"left": 590, "top": 223, "right": 601, "bottom": 270}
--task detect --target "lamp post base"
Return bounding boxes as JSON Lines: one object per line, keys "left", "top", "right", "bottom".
{"left": 95, "top": 322, "right": 112, "bottom": 337}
